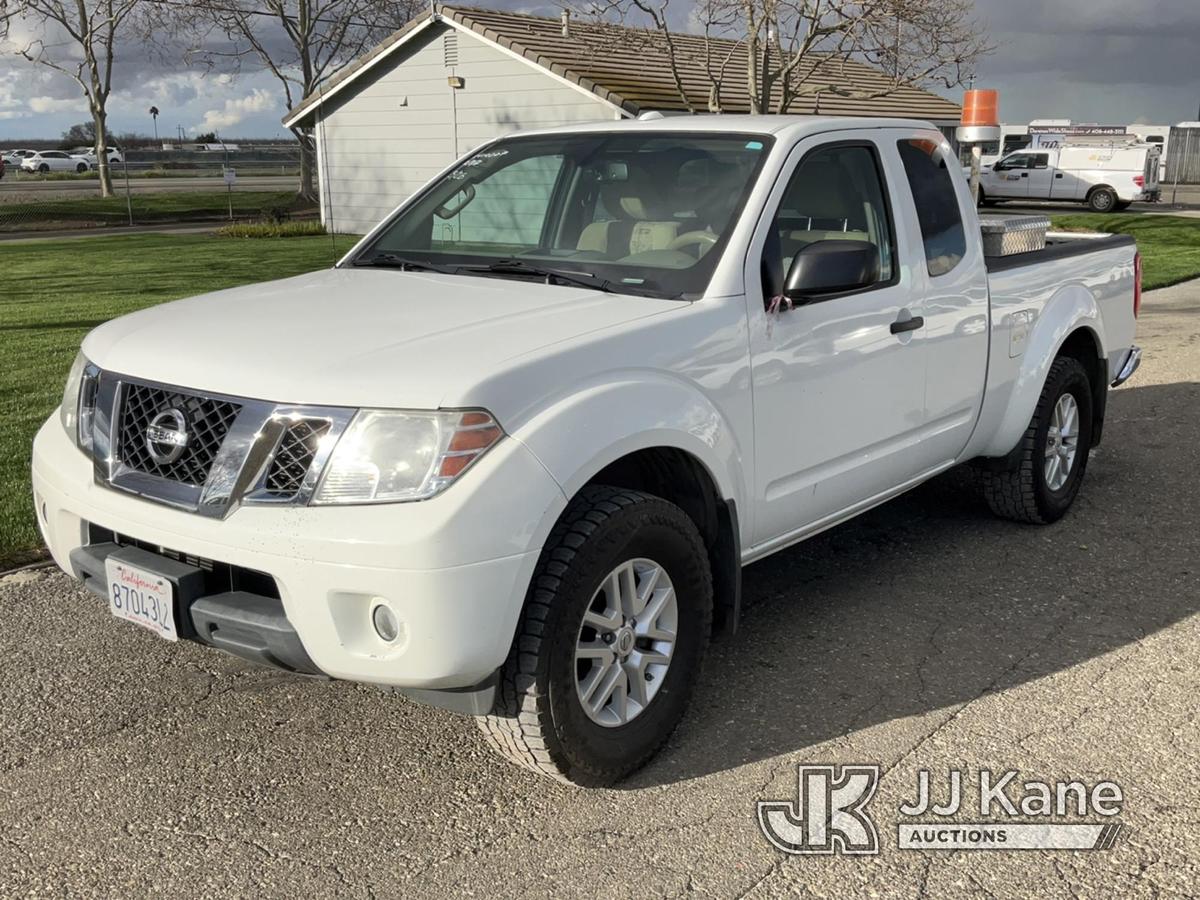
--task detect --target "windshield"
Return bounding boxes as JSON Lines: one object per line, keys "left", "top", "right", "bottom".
{"left": 354, "top": 131, "right": 774, "bottom": 300}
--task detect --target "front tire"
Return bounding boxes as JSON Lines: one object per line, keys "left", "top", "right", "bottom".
{"left": 76, "top": 163, "right": 88, "bottom": 173}
{"left": 981, "top": 356, "right": 1094, "bottom": 524}
{"left": 478, "top": 486, "right": 712, "bottom": 786}
{"left": 38, "top": 164, "right": 49, "bottom": 173}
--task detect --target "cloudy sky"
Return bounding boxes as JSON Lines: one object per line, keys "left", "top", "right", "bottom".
{"left": 1, "top": 0, "right": 1198, "bottom": 141}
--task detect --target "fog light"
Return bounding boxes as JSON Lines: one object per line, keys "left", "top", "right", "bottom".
{"left": 372, "top": 603, "right": 400, "bottom": 642}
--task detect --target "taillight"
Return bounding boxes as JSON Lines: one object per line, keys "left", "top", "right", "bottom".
{"left": 1133, "top": 252, "right": 1142, "bottom": 318}
{"left": 1133, "top": 175, "right": 1145, "bottom": 187}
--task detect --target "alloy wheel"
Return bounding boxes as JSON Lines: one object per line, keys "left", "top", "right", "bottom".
{"left": 1044, "top": 393, "right": 1080, "bottom": 491}
{"left": 574, "top": 558, "right": 678, "bottom": 727}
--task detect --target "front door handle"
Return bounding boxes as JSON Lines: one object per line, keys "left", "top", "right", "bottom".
{"left": 890, "top": 316, "right": 924, "bottom": 335}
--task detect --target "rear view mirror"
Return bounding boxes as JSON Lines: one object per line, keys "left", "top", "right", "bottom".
{"left": 783, "top": 240, "right": 881, "bottom": 301}
{"left": 434, "top": 183, "right": 476, "bottom": 219}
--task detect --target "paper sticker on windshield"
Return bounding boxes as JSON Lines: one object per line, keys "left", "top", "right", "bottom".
{"left": 746, "top": 141, "right": 764, "bottom": 150}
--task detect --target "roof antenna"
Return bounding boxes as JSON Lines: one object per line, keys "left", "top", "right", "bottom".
{"left": 561, "top": 9, "right": 570, "bottom": 38}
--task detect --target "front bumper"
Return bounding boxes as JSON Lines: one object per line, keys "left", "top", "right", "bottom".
{"left": 32, "top": 416, "right": 565, "bottom": 694}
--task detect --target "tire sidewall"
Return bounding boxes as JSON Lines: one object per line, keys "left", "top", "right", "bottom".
{"left": 541, "top": 505, "right": 710, "bottom": 781}
{"left": 1032, "top": 361, "right": 1093, "bottom": 521}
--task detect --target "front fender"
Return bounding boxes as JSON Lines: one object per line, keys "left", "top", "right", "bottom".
{"left": 980, "top": 283, "right": 1104, "bottom": 458}
{"left": 511, "top": 374, "right": 749, "bottom": 532}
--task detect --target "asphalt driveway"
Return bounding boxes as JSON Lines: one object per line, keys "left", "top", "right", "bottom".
{"left": 2, "top": 282, "right": 1197, "bottom": 898}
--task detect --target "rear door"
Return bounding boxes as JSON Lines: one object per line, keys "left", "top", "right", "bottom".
{"left": 893, "top": 134, "right": 990, "bottom": 466}
{"left": 743, "top": 131, "right": 932, "bottom": 547}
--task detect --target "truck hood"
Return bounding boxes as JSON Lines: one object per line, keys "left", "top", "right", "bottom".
{"left": 82, "top": 267, "right": 682, "bottom": 409}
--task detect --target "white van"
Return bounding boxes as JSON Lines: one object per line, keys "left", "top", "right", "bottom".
{"left": 978, "top": 142, "right": 1161, "bottom": 212}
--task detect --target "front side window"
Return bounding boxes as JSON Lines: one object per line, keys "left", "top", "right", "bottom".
{"left": 766, "top": 143, "right": 894, "bottom": 291}
{"left": 358, "top": 132, "right": 773, "bottom": 300}
{"left": 897, "top": 139, "right": 967, "bottom": 277}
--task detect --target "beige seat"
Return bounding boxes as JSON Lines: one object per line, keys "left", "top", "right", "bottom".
{"left": 778, "top": 158, "right": 878, "bottom": 266}
{"left": 577, "top": 165, "right": 680, "bottom": 258}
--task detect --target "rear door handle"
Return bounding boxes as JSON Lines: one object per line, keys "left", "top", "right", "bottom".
{"left": 1020, "top": 172, "right": 1029, "bottom": 177}
{"left": 890, "top": 316, "right": 924, "bottom": 335}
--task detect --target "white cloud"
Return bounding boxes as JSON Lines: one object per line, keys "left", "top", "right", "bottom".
{"left": 28, "top": 95, "right": 88, "bottom": 114}
{"left": 195, "top": 87, "right": 276, "bottom": 131}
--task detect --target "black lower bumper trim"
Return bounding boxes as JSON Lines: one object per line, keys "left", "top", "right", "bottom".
{"left": 395, "top": 671, "right": 498, "bottom": 716}
{"left": 69, "top": 541, "right": 320, "bottom": 675}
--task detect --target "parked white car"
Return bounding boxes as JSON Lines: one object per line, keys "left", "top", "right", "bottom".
{"left": 34, "top": 116, "right": 1142, "bottom": 785}
{"left": 2, "top": 148, "right": 37, "bottom": 167}
{"left": 977, "top": 143, "right": 1161, "bottom": 212}
{"left": 74, "top": 147, "right": 124, "bottom": 166}
{"left": 20, "top": 151, "right": 92, "bottom": 174}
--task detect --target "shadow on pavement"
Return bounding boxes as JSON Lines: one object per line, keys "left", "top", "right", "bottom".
{"left": 627, "top": 380, "right": 1200, "bottom": 787}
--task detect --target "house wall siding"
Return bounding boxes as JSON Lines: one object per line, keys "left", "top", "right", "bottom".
{"left": 317, "top": 24, "right": 620, "bottom": 235}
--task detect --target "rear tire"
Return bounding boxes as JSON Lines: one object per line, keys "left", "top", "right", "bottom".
{"left": 1088, "top": 187, "right": 1117, "bottom": 213}
{"left": 38, "top": 164, "right": 49, "bottom": 173}
{"left": 477, "top": 485, "right": 712, "bottom": 786}
{"left": 981, "top": 356, "right": 1094, "bottom": 524}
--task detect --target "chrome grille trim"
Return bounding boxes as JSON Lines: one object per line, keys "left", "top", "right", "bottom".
{"left": 87, "top": 370, "right": 355, "bottom": 518}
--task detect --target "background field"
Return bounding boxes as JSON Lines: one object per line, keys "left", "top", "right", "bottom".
{"left": 0, "top": 233, "right": 356, "bottom": 567}
{"left": 1, "top": 216, "right": 1198, "bottom": 568}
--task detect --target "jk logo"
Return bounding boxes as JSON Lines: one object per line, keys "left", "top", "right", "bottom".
{"left": 757, "top": 765, "right": 880, "bottom": 855}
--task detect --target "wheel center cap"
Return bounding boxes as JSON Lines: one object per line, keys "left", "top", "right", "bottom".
{"left": 613, "top": 626, "right": 635, "bottom": 657}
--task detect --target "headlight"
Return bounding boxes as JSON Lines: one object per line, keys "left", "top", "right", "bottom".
{"left": 59, "top": 352, "right": 98, "bottom": 451}
{"left": 312, "top": 409, "right": 503, "bottom": 504}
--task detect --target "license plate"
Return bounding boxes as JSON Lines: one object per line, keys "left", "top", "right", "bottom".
{"left": 105, "top": 558, "right": 178, "bottom": 642}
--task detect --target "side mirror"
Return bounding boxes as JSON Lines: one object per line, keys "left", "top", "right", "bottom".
{"left": 783, "top": 240, "right": 881, "bottom": 302}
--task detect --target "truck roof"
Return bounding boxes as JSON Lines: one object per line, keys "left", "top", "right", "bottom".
{"left": 502, "top": 114, "right": 942, "bottom": 142}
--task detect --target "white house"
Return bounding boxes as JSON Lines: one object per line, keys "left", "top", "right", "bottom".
{"left": 284, "top": 5, "right": 963, "bottom": 235}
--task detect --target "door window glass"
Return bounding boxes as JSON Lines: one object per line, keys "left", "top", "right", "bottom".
{"left": 896, "top": 139, "right": 967, "bottom": 277}
{"left": 766, "top": 143, "right": 894, "bottom": 292}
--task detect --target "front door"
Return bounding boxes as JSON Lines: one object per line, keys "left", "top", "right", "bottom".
{"left": 989, "top": 152, "right": 1035, "bottom": 197}
{"left": 745, "top": 136, "right": 930, "bottom": 548}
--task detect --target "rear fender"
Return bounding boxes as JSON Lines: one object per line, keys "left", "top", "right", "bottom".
{"left": 981, "top": 284, "right": 1103, "bottom": 459}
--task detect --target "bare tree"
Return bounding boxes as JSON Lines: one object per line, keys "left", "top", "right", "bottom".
{"left": 579, "top": 0, "right": 991, "bottom": 115}
{"left": 0, "top": 0, "right": 149, "bottom": 196}
{"left": 184, "top": 0, "right": 421, "bottom": 199}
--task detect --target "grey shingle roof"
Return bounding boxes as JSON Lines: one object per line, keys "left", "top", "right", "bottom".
{"left": 285, "top": 5, "right": 962, "bottom": 127}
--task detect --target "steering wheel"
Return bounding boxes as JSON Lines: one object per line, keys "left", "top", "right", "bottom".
{"left": 667, "top": 230, "right": 718, "bottom": 256}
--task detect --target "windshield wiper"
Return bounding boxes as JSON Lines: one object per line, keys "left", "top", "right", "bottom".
{"left": 353, "top": 253, "right": 460, "bottom": 274}
{"left": 459, "top": 259, "right": 661, "bottom": 296}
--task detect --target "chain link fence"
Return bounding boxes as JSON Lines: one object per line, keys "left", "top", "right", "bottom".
{"left": 0, "top": 147, "right": 310, "bottom": 234}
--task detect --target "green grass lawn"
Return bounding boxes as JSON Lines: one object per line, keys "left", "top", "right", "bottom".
{"left": 0, "top": 232, "right": 357, "bottom": 568}
{"left": 0, "top": 191, "right": 312, "bottom": 231}
{"left": 1050, "top": 214, "right": 1200, "bottom": 290}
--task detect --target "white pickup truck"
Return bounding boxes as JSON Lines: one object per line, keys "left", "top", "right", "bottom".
{"left": 976, "top": 143, "right": 1162, "bottom": 212}
{"left": 33, "top": 116, "right": 1142, "bottom": 786}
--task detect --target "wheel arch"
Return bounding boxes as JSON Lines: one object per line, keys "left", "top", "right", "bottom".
{"left": 582, "top": 446, "right": 742, "bottom": 636}
{"left": 978, "top": 284, "right": 1107, "bottom": 459}
{"left": 511, "top": 377, "right": 749, "bottom": 636}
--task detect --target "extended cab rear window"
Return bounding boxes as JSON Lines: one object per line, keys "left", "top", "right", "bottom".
{"left": 896, "top": 139, "right": 967, "bottom": 277}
